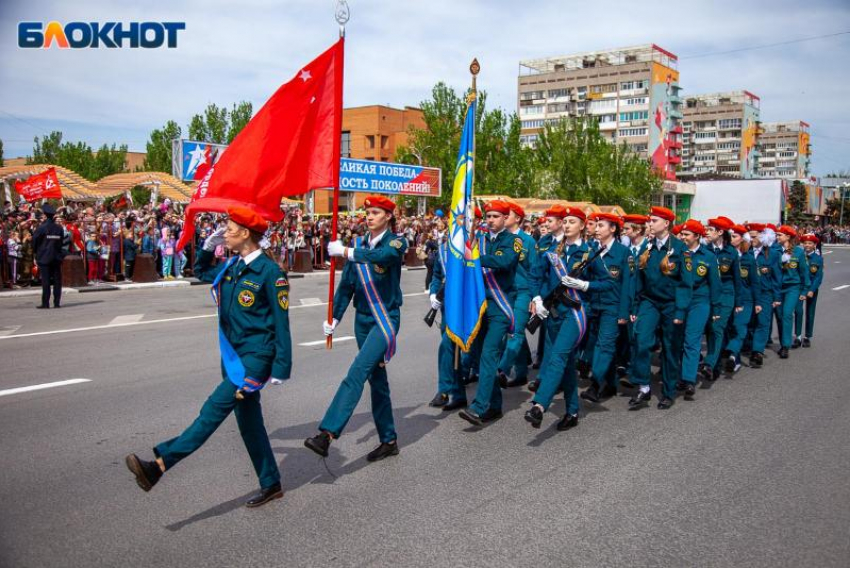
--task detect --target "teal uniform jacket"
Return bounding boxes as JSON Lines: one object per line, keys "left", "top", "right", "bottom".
{"left": 530, "top": 238, "right": 614, "bottom": 306}
{"left": 333, "top": 231, "right": 407, "bottom": 322}
{"left": 429, "top": 242, "right": 445, "bottom": 296}
{"left": 634, "top": 236, "right": 693, "bottom": 320}
{"left": 713, "top": 243, "right": 743, "bottom": 308}
{"left": 780, "top": 245, "right": 810, "bottom": 294}
{"left": 195, "top": 249, "right": 292, "bottom": 381}
{"left": 806, "top": 251, "right": 824, "bottom": 293}
{"left": 626, "top": 238, "right": 651, "bottom": 308}
{"left": 512, "top": 229, "right": 537, "bottom": 296}
{"left": 754, "top": 246, "right": 782, "bottom": 304}
{"left": 479, "top": 230, "right": 521, "bottom": 304}
{"left": 738, "top": 250, "right": 761, "bottom": 306}
{"left": 594, "top": 240, "right": 633, "bottom": 321}
{"left": 686, "top": 244, "right": 722, "bottom": 316}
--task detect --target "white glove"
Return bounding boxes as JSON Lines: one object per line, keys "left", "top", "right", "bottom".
{"left": 533, "top": 296, "right": 549, "bottom": 319}
{"left": 327, "top": 240, "right": 345, "bottom": 257}
{"left": 781, "top": 252, "right": 791, "bottom": 263}
{"left": 429, "top": 294, "right": 442, "bottom": 310}
{"left": 269, "top": 378, "right": 284, "bottom": 385}
{"left": 323, "top": 318, "right": 339, "bottom": 336}
{"left": 562, "top": 276, "right": 590, "bottom": 292}
{"left": 203, "top": 227, "right": 226, "bottom": 251}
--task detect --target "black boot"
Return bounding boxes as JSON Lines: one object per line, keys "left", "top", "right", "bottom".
{"left": 245, "top": 483, "right": 283, "bottom": 507}
{"left": 598, "top": 384, "right": 618, "bottom": 399}
{"left": 580, "top": 382, "right": 601, "bottom": 403}
{"left": 802, "top": 337, "right": 811, "bottom": 348}
{"left": 684, "top": 383, "right": 696, "bottom": 401}
{"left": 528, "top": 379, "right": 540, "bottom": 393}
{"left": 556, "top": 414, "right": 578, "bottom": 431}
{"left": 498, "top": 371, "right": 509, "bottom": 389}
{"left": 505, "top": 376, "right": 528, "bottom": 388}
{"left": 779, "top": 347, "right": 789, "bottom": 359}
{"left": 524, "top": 404, "right": 544, "bottom": 429}
{"left": 791, "top": 337, "right": 801, "bottom": 349}
{"left": 304, "top": 431, "right": 332, "bottom": 457}
{"left": 367, "top": 441, "right": 399, "bottom": 462}
{"left": 442, "top": 398, "right": 468, "bottom": 411}
{"left": 125, "top": 454, "right": 162, "bottom": 492}
{"left": 750, "top": 352, "right": 764, "bottom": 368}
{"left": 429, "top": 393, "right": 448, "bottom": 407}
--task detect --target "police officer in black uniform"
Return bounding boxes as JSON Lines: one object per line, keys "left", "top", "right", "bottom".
{"left": 32, "top": 203, "right": 66, "bottom": 309}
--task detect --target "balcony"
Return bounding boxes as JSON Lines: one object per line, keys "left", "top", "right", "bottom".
{"left": 669, "top": 109, "right": 683, "bottom": 120}
{"left": 669, "top": 155, "right": 682, "bottom": 165}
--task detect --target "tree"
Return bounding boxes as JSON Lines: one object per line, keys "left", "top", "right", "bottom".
{"left": 188, "top": 102, "right": 253, "bottom": 144}
{"left": 143, "top": 120, "right": 182, "bottom": 173}
{"left": 28, "top": 131, "right": 127, "bottom": 180}
{"left": 785, "top": 180, "right": 809, "bottom": 225}
{"left": 228, "top": 101, "right": 253, "bottom": 143}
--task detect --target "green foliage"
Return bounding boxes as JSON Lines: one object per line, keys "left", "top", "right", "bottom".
{"left": 228, "top": 101, "right": 253, "bottom": 143}
{"left": 188, "top": 102, "right": 253, "bottom": 144}
{"left": 143, "top": 120, "right": 182, "bottom": 173}
{"left": 27, "top": 131, "right": 127, "bottom": 181}
{"left": 785, "top": 180, "right": 809, "bottom": 225}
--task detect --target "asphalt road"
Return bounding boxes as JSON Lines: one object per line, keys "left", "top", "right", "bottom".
{"left": 1, "top": 249, "right": 849, "bottom": 568}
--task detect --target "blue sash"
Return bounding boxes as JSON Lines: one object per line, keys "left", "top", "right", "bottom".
{"left": 353, "top": 237, "right": 398, "bottom": 363}
{"left": 210, "top": 256, "right": 264, "bottom": 392}
{"left": 479, "top": 235, "right": 515, "bottom": 333}
{"left": 545, "top": 251, "right": 587, "bottom": 346}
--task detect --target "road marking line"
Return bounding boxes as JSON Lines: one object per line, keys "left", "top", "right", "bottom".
{"left": 823, "top": 250, "right": 833, "bottom": 254}
{"left": 0, "top": 292, "right": 429, "bottom": 340}
{"left": 108, "top": 314, "right": 144, "bottom": 325}
{"left": 0, "top": 325, "right": 22, "bottom": 337}
{"left": 299, "top": 297, "right": 322, "bottom": 305}
{"left": 835, "top": 261, "right": 842, "bottom": 264}
{"left": 0, "top": 378, "right": 91, "bottom": 397}
{"left": 833, "top": 285, "right": 850, "bottom": 291}
{"left": 298, "top": 336, "right": 355, "bottom": 347}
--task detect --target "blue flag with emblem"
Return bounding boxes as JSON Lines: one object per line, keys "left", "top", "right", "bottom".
{"left": 444, "top": 94, "right": 487, "bottom": 352}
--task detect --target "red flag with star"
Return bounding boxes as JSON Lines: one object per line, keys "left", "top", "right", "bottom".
{"left": 177, "top": 38, "right": 344, "bottom": 250}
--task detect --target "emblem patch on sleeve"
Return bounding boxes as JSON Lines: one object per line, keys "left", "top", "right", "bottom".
{"left": 513, "top": 238, "right": 523, "bottom": 253}
{"left": 390, "top": 239, "right": 403, "bottom": 249}
{"left": 275, "top": 277, "right": 289, "bottom": 287}
{"left": 238, "top": 290, "right": 255, "bottom": 307}
{"left": 810, "top": 265, "right": 818, "bottom": 273}
{"left": 277, "top": 290, "right": 289, "bottom": 310}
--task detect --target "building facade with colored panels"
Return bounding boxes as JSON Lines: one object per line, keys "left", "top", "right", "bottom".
{"left": 517, "top": 44, "right": 682, "bottom": 180}
{"left": 758, "top": 121, "right": 811, "bottom": 180}
{"left": 681, "top": 91, "right": 762, "bottom": 179}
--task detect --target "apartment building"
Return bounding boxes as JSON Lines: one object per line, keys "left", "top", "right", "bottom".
{"left": 517, "top": 44, "right": 682, "bottom": 180}
{"left": 758, "top": 121, "right": 811, "bottom": 180}
{"left": 681, "top": 91, "right": 761, "bottom": 178}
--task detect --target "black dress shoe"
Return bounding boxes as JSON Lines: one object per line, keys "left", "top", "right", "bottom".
{"left": 802, "top": 338, "right": 811, "bottom": 348}
{"left": 442, "top": 398, "right": 468, "bottom": 411}
{"left": 532, "top": 360, "right": 541, "bottom": 370}
{"left": 750, "top": 352, "right": 764, "bottom": 368}
{"left": 505, "top": 376, "right": 528, "bottom": 388}
{"left": 791, "top": 337, "right": 801, "bottom": 349}
{"left": 528, "top": 379, "right": 540, "bottom": 393}
{"left": 125, "top": 453, "right": 162, "bottom": 492}
{"left": 464, "top": 373, "right": 479, "bottom": 385}
{"left": 481, "top": 409, "right": 503, "bottom": 423}
{"left": 577, "top": 360, "right": 591, "bottom": 380}
{"left": 524, "top": 404, "right": 543, "bottom": 428}
{"left": 598, "top": 384, "right": 618, "bottom": 399}
{"left": 657, "top": 397, "right": 674, "bottom": 409}
{"left": 53, "top": 304, "right": 62, "bottom": 308}
{"left": 725, "top": 355, "right": 737, "bottom": 373}
{"left": 699, "top": 364, "right": 717, "bottom": 382}
{"left": 556, "top": 414, "right": 578, "bottom": 431}
{"left": 498, "top": 371, "right": 509, "bottom": 389}
{"left": 684, "top": 383, "right": 696, "bottom": 401}
{"left": 580, "top": 382, "right": 601, "bottom": 403}
{"left": 304, "top": 431, "right": 332, "bottom": 457}
{"left": 429, "top": 393, "right": 449, "bottom": 407}
{"left": 676, "top": 380, "right": 688, "bottom": 392}
{"left": 779, "top": 347, "right": 789, "bottom": 359}
{"left": 36, "top": 305, "right": 49, "bottom": 309}
{"left": 616, "top": 366, "right": 628, "bottom": 378}
{"left": 245, "top": 483, "right": 283, "bottom": 507}
{"left": 366, "top": 441, "right": 399, "bottom": 462}
{"left": 458, "top": 410, "right": 485, "bottom": 427}
{"left": 628, "top": 390, "right": 651, "bottom": 410}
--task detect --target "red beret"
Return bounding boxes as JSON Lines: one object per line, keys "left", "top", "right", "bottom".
{"left": 473, "top": 206, "right": 483, "bottom": 218}
{"left": 671, "top": 224, "right": 683, "bottom": 235}
{"left": 777, "top": 225, "right": 797, "bottom": 237}
{"left": 650, "top": 206, "right": 676, "bottom": 222}
{"left": 544, "top": 204, "right": 567, "bottom": 219}
{"left": 623, "top": 214, "right": 649, "bottom": 224}
{"left": 746, "top": 223, "right": 765, "bottom": 232}
{"left": 766, "top": 223, "right": 778, "bottom": 231}
{"left": 564, "top": 206, "right": 586, "bottom": 221}
{"left": 731, "top": 224, "right": 748, "bottom": 236}
{"left": 596, "top": 212, "right": 623, "bottom": 227}
{"left": 227, "top": 206, "right": 269, "bottom": 233}
{"left": 587, "top": 212, "right": 601, "bottom": 221}
{"left": 681, "top": 219, "right": 706, "bottom": 236}
{"left": 363, "top": 195, "right": 396, "bottom": 212}
{"left": 708, "top": 217, "right": 734, "bottom": 231}
{"left": 484, "top": 200, "right": 511, "bottom": 215}
{"left": 800, "top": 233, "right": 819, "bottom": 244}
{"left": 507, "top": 201, "right": 525, "bottom": 219}
{"left": 537, "top": 216, "right": 547, "bottom": 225}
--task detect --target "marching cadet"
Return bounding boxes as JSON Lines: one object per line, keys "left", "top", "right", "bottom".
{"left": 524, "top": 205, "right": 612, "bottom": 430}
{"left": 747, "top": 224, "right": 782, "bottom": 369}
{"left": 794, "top": 234, "right": 823, "bottom": 348}
{"left": 305, "top": 195, "right": 406, "bottom": 462}
{"left": 677, "top": 220, "right": 721, "bottom": 400}
{"left": 498, "top": 201, "right": 536, "bottom": 389}
{"left": 774, "top": 225, "right": 810, "bottom": 359}
{"left": 724, "top": 224, "right": 761, "bottom": 373}
{"left": 458, "top": 200, "right": 521, "bottom": 427}
{"left": 126, "top": 206, "right": 292, "bottom": 508}
{"left": 617, "top": 214, "right": 650, "bottom": 381}
{"left": 628, "top": 206, "right": 692, "bottom": 410}
{"left": 580, "top": 213, "right": 632, "bottom": 404}
{"left": 702, "top": 217, "right": 742, "bottom": 381}
{"left": 527, "top": 210, "right": 563, "bottom": 393}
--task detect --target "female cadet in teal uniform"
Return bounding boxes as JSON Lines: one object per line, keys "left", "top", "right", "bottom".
{"left": 747, "top": 224, "right": 782, "bottom": 368}
{"left": 628, "top": 206, "right": 693, "bottom": 410}
{"left": 305, "top": 195, "right": 407, "bottom": 462}
{"left": 617, "top": 214, "right": 651, "bottom": 383}
{"left": 724, "top": 224, "right": 761, "bottom": 374}
{"left": 677, "top": 220, "right": 721, "bottom": 400}
{"left": 580, "top": 213, "right": 632, "bottom": 404}
{"left": 126, "top": 206, "right": 292, "bottom": 508}
{"left": 794, "top": 234, "right": 823, "bottom": 348}
{"left": 524, "top": 205, "right": 612, "bottom": 431}
{"left": 702, "top": 217, "right": 742, "bottom": 380}
{"left": 774, "top": 225, "right": 810, "bottom": 359}
{"left": 457, "top": 200, "right": 521, "bottom": 428}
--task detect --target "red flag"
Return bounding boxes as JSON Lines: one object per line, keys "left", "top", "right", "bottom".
{"left": 15, "top": 168, "right": 63, "bottom": 202}
{"left": 177, "top": 39, "right": 344, "bottom": 250}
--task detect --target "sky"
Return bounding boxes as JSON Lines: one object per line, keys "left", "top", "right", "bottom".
{"left": 1, "top": 0, "right": 848, "bottom": 176}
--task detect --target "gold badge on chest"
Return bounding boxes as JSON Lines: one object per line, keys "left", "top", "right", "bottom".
{"left": 740, "top": 268, "right": 749, "bottom": 278}
{"left": 696, "top": 264, "right": 708, "bottom": 277}
{"left": 810, "top": 265, "right": 818, "bottom": 273}
{"left": 238, "top": 290, "right": 255, "bottom": 307}
{"left": 373, "top": 264, "right": 386, "bottom": 274}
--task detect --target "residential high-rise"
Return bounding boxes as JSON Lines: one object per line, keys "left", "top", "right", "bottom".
{"left": 758, "top": 121, "right": 811, "bottom": 180}
{"left": 681, "top": 91, "right": 761, "bottom": 179}
{"left": 517, "top": 44, "right": 682, "bottom": 179}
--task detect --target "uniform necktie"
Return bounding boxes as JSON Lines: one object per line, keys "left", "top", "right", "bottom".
{"left": 233, "top": 258, "right": 245, "bottom": 277}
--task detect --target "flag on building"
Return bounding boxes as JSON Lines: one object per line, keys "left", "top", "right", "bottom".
{"left": 176, "top": 38, "right": 345, "bottom": 250}
{"left": 444, "top": 94, "right": 487, "bottom": 352}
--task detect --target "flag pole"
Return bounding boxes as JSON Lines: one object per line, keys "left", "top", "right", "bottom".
{"left": 326, "top": 1, "right": 349, "bottom": 349}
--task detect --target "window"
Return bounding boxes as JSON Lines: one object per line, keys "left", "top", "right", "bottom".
{"left": 547, "top": 103, "right": 569, "bottom": 114}
{"left": 599, "top": 114, "right": 616, "bottom": 123}
{"left": 621, "top": 80, "right": 647, "bottom": 91}
{"left": 548, "top": 88, "right": 568, "bottom": 99}
{"left": 520, "top": 90, "right": 544, "bottom": 101}
{"left": 589, "top": 99, "right": 616, "bottom": 112}
{"left": 694, "top": 132, "right": 716, "bottom": 140}
{"left": 520, "top": 104, "right": 544, "bottom": 116}
{"left": 623, "top": 97, "right": 648, "bottom": 106}
{"left": 718, "top": 118, "right": 742, "bottom": 130}
{"left": 618, "top": 127, "right": 648, "bottom": 137}
{"left": 619, "top": 111, "right": 649, "bottom": 121}
{"left": 521, "top": 119, "right": 545, "bottom": 129}
{"left": 340, "top": 131, "right": 351, "bottom": 158}
{"left": 381, "top": 135, "right": 389, "bottom": 149}
{"left": 366, "top": 135, "right": 375, "bottom": 149}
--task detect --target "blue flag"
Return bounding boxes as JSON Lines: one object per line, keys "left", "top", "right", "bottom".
{"left": 444, "top": 95, "right": 487, "bottom": 352}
